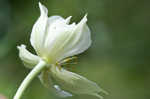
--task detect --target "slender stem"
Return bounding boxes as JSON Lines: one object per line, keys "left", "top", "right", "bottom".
{"left": 13, "top": 60, "right": 46, "bottom": 99}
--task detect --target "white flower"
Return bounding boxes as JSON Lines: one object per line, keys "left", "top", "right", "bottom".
{"left": 17, "top": 2, "right": 106, "bottom": 99}
{"left": 30, "top": 2, "right": 91, "bottom": 63}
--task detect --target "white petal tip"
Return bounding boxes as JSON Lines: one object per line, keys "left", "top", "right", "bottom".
{"left": 38, "top": 2, "right": 48, "bottom": 15}
{"left": 66, "top": 16, "right": 72, "bottom": 19}
{"left": 65, "top": 16, "right": 72, "bottom": 24}
{"left": 17, "top": 44, "right": 26, "bottom": 50}
{"left": 38, "top": 2, "right": 43, "bottom": 9}
{"left": 78, "top": 14, "right": 88, "bottom": 25}
{"left": 85, "top": 13, "right": 88, "bottom": 17}
{"left": 39, "top": 2, "right": 42, "bottom": 6}
{"left": 83, "top": 14, "right": 88, "bottom": 22}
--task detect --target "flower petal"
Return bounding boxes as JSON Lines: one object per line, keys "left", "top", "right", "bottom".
{"left": 50, "top": 65, "right": 106, "bottom": 98}
{"left": 39, "top": 69, "right": 73, "bottom": 98}
{"left": 43, "top": 16, "right": 76, "bottom": 62}
{"left": 17, "top": 44, "right": 40, "bottom": 68}
{"left": 43, "top": 15, "right": 91, "bottom": 63}
{"left": 30, "top": 2, "right": 48, "bottom": 56}
{"left": 30, "top": 3, "right": 69, "bottom": 61}
{"left": 60, "top": 15, "right": 92, "bottom": 60}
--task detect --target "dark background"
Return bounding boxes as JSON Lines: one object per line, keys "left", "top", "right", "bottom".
{"left": 0, "top": 0, "right": 150, "bottom": 99}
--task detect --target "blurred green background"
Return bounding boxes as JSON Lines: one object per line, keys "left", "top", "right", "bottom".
{"left": 0, "top": 0, "right": 150, "bottom": 99}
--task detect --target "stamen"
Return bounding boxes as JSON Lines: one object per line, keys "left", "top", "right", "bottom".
{"left": 60, "top": 56, "right": 77, "bottom": 64}
{"left": 56, "top": 56, "right": 78, "bottom": 67}
{"left": 62, "top": 62, "right": 77, "bottom": 65}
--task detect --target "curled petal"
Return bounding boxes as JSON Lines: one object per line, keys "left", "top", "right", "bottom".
{"left": 50, "top": 65, "right": 107, "bottom": 98}
{"left": 17, "top": 44, "right": 40, "bottom": 68}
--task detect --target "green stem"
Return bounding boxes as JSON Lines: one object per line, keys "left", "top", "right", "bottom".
{"left": 13, "top": 60, "right": 46, "bottom": 99}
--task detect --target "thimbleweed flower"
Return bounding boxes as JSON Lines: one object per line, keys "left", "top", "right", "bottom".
{"left": 14, "top": 2, "right": 107, "bottom": 99}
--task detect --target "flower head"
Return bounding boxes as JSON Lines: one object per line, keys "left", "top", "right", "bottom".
{"left": 17, "top": 2, "right": 106, "bottom": 99}
{"left": 30, "top": 2, "right": 91, "bottom": 64}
